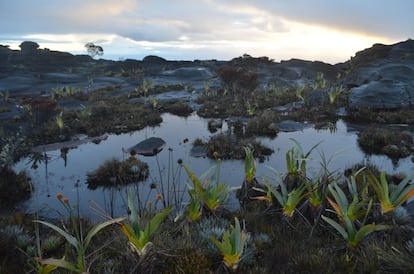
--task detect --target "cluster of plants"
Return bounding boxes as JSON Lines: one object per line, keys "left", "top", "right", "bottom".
{"left": 0, "top": 130, "right": 32, "bottom": 206}
{"left": 3, "top": 139, "right": 414, "bottom": 273}
{"left": 19, "top": 81, "right": 194, "bottom": 147}
{"left": 50, "top": 86, "right": 85, "bottom": 100}
{"left": 357, "top": 125, "right": 413, "bottom": 160}
{"left": 2, "top": 58, "right": 414, "bottom": 272}
{"left": 348, "top": 107, "right": 414, "bottom": 125}
{"left": 196, "top": 66, "right": 348, "bottom": 137}
{"left": 86, "top": 157, "right": 149, "bottom": 189}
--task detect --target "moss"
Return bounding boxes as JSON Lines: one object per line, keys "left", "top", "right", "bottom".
{"left": 161, "top": 100, "right": 193, "bottom": 117}
{"left": 164, "top": 248, "right": 212, "bottom": 273}
{"left": 349, "top": 108, "right": 414, "bottom": 124}
{"left": 206, "top": 134, "right": 273, "bottom": 160}
{"left": 357, "top": 126, "right": 413, "bottom": 159}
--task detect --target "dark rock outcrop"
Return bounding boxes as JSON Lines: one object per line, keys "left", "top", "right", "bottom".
{"left": 344, "top": 39, "right": 414, "bottom": 109}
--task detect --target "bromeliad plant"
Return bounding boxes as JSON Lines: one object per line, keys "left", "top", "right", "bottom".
{"left": 322, "top": 176, "right": 391, "bottom": 249}
{"left": 321, "top": 213, "right": 390, "bottom": 249}
{"left": 285, "top": 138, "right": 322, "bottom": 179}
{"left": 243, "top": 146, "right": 256, "bottom": 184}
{"left": 367, "top": 171, "right": 414, "bottom": 214}
{"left": 271, "top": 179, "right": 308, "bottom": 218}
{"left": 328, "top": 85, "right": 344, "bottom": 104}
{"left": 181, "top": 161, "right": 229, "bottom": 213}
{"left": 327, "top": 181, "right": 371, "bottom": 222}
{"left": 35, "top": 193, "right": 125, "bottom": 273}
{"left": 256, "top": 171, "right": 308, "bottom": 218}
{"left": 211, "top": 217, "right": 247, "bottom": 271}
{"left": 120, "top": 189, "right": 172, "bottom": 256}
{"left": 304, "top": 177, "right": 327, "bottom": 213}
{"left": 186, "top": 190, "right": 203, "bottom": 221}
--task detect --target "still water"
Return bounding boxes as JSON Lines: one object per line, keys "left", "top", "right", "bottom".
{"left": 13, "top": 113, "right": 414, "bottom": 220}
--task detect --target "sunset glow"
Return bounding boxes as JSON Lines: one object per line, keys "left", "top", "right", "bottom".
{"left": 0, "top": 1, "right": 411, "bottom": 63}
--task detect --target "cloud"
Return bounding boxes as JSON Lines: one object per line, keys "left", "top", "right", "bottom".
{"left": 1, "top": 0, "right": 412, "bottom": 63}
{"left": 223, "top": 0, "right": 414, "bottom": 39}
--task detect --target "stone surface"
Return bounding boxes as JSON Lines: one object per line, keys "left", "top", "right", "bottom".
{"left": 2, "top": 39, "right": 414, "bottom": 117}
{"left": 349, "top": 80, "right": 414, "bottom": 109}
{"left": 344, "top": 39, "right": 414, "bottom": 109}
{"left": 125, "top": 137, "right": 166, "bottom": 156}
{"left": 277, "top": 120, "right": 312, "bottom": 132}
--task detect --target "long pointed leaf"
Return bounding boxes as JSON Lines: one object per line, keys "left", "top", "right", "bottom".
{"left": 322, "top": 215, "right": 348, "bottom": 240}
{"left": 392, "top": 180, "right": 414, "bottom": 205}
{"left": 353, "top": 224, "right": 391, "bottom": 248}
{"left": 120, "top": 223, "right": 144, "bottom": 250}
{"left": 144, "top": 206, "right": 172, "bottom": 239}
{"left": 84, "top": 217, "right": 126, "bottom": 250}
{"left": 41, "top": 258, "right": 78, "bottom": 272}
{"left": 327, "top": 197, "right": 343, "bottom": 218}
{"left": 390, "top": 175, "right": 412, "bottom": 202}
{"left": 379, "top": 172, "right": 390, "bottom": 202}
{"left": 127, "top": 189, "right": 141, "bottom": 234}
{"left": 35, "top": 220, "right": 77, "bottom": 248}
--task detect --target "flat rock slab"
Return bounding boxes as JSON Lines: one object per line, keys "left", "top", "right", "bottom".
{"left": 349, "top": 80, "right": 414, "bottom": 109}
{"left": 161, "top": 67, "right": 213, "bottom": 80}
{"left": 31, "top": 134, "right": 109, "bottom": 153}
{"left": 278, "top": 120, "right": 312, "bottom": 132}
{"left": 125, "top": 137, "right": 166, "bottom": 156}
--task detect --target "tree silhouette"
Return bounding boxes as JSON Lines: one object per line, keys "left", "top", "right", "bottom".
{"left": 85, "top": 42, "right": 104, "bottom": 58}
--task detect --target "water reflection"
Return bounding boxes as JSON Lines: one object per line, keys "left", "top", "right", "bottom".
{"left": 13, "top": 114, "right": 414, "bottom": 220}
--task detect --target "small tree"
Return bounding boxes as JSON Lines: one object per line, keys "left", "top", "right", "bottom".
{"left": 85, "top": 43, "right": 104, "bottom": 58}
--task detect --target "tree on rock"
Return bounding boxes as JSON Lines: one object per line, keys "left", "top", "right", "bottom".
{"left": 85, "top": 42, "right": 104, "bottom": 58}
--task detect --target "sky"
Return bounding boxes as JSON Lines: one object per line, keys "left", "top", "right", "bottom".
{"left": 1, "top": 0, "right": 413, "bottom": 64}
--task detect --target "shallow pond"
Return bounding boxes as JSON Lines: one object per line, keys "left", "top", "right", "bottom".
{"left": 13, "top": 113, "right": 414, "bottom": 220}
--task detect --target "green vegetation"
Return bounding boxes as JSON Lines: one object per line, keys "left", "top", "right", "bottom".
{"left": 211, "top": 217, "right": 247, "bottom": 271}
{"left": 367, "top": 171, "right": 414, "bottom": 214}
{"left": 3, "top": 58, "right": 414, "bottom": 272}
{"left": 120, "top": 190, "right": 171, "bottom": 256}
{"left": 181, "top": 160, "right": 229, "bottom": 213}
{"left": 2, "top": 141, "right": 414, "bottom": 272}
{"left": 35, "top": 194, "right": 125, "bottom": 273}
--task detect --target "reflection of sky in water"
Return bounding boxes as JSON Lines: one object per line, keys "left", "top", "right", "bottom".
{"left": 13, "top": 114, "right": 414, "bottom": 220}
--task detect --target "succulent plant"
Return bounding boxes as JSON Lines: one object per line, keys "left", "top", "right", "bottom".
{"left": 42, "top": 235, "right": 63, "bottom": 252}
{"left": 407, "top": 238, "right": 414, "bottom": 255}
{"left": 393, "top": 206, "right": 412, "bottom": 226}
{"left": 16, "top": 234, "right": 32, "bottom": 249}
{"left": 2, "top": 225, "right": 24, "bottom": 237}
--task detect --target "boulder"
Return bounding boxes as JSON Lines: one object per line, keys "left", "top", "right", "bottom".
{"left": 125, "top": 137, "right": 166, "bottom": 156}
{"left": 344, "top": 39, "right": 414, "bottom": 109}
{"left": 19, "top": 41, "right": 39, "bottom": 54}
{"left": 349, "top": 79, "right": 414, "bottom": 109}
{"left": 142, "top": 55, "right": 167, "bottom": 64}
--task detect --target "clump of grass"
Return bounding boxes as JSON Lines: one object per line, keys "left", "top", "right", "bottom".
{"left": 357, "top": 126, "right": 413, "bottom": 159}
{"left": 86, "top": 157, "right": 149, "bottom": 189}
{"left": 206, "top": 134, "right": 273, "bottom": 160}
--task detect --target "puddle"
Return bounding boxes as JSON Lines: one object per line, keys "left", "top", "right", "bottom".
{"left": 13, "top": 114, "right": 414, "bottom": 220}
